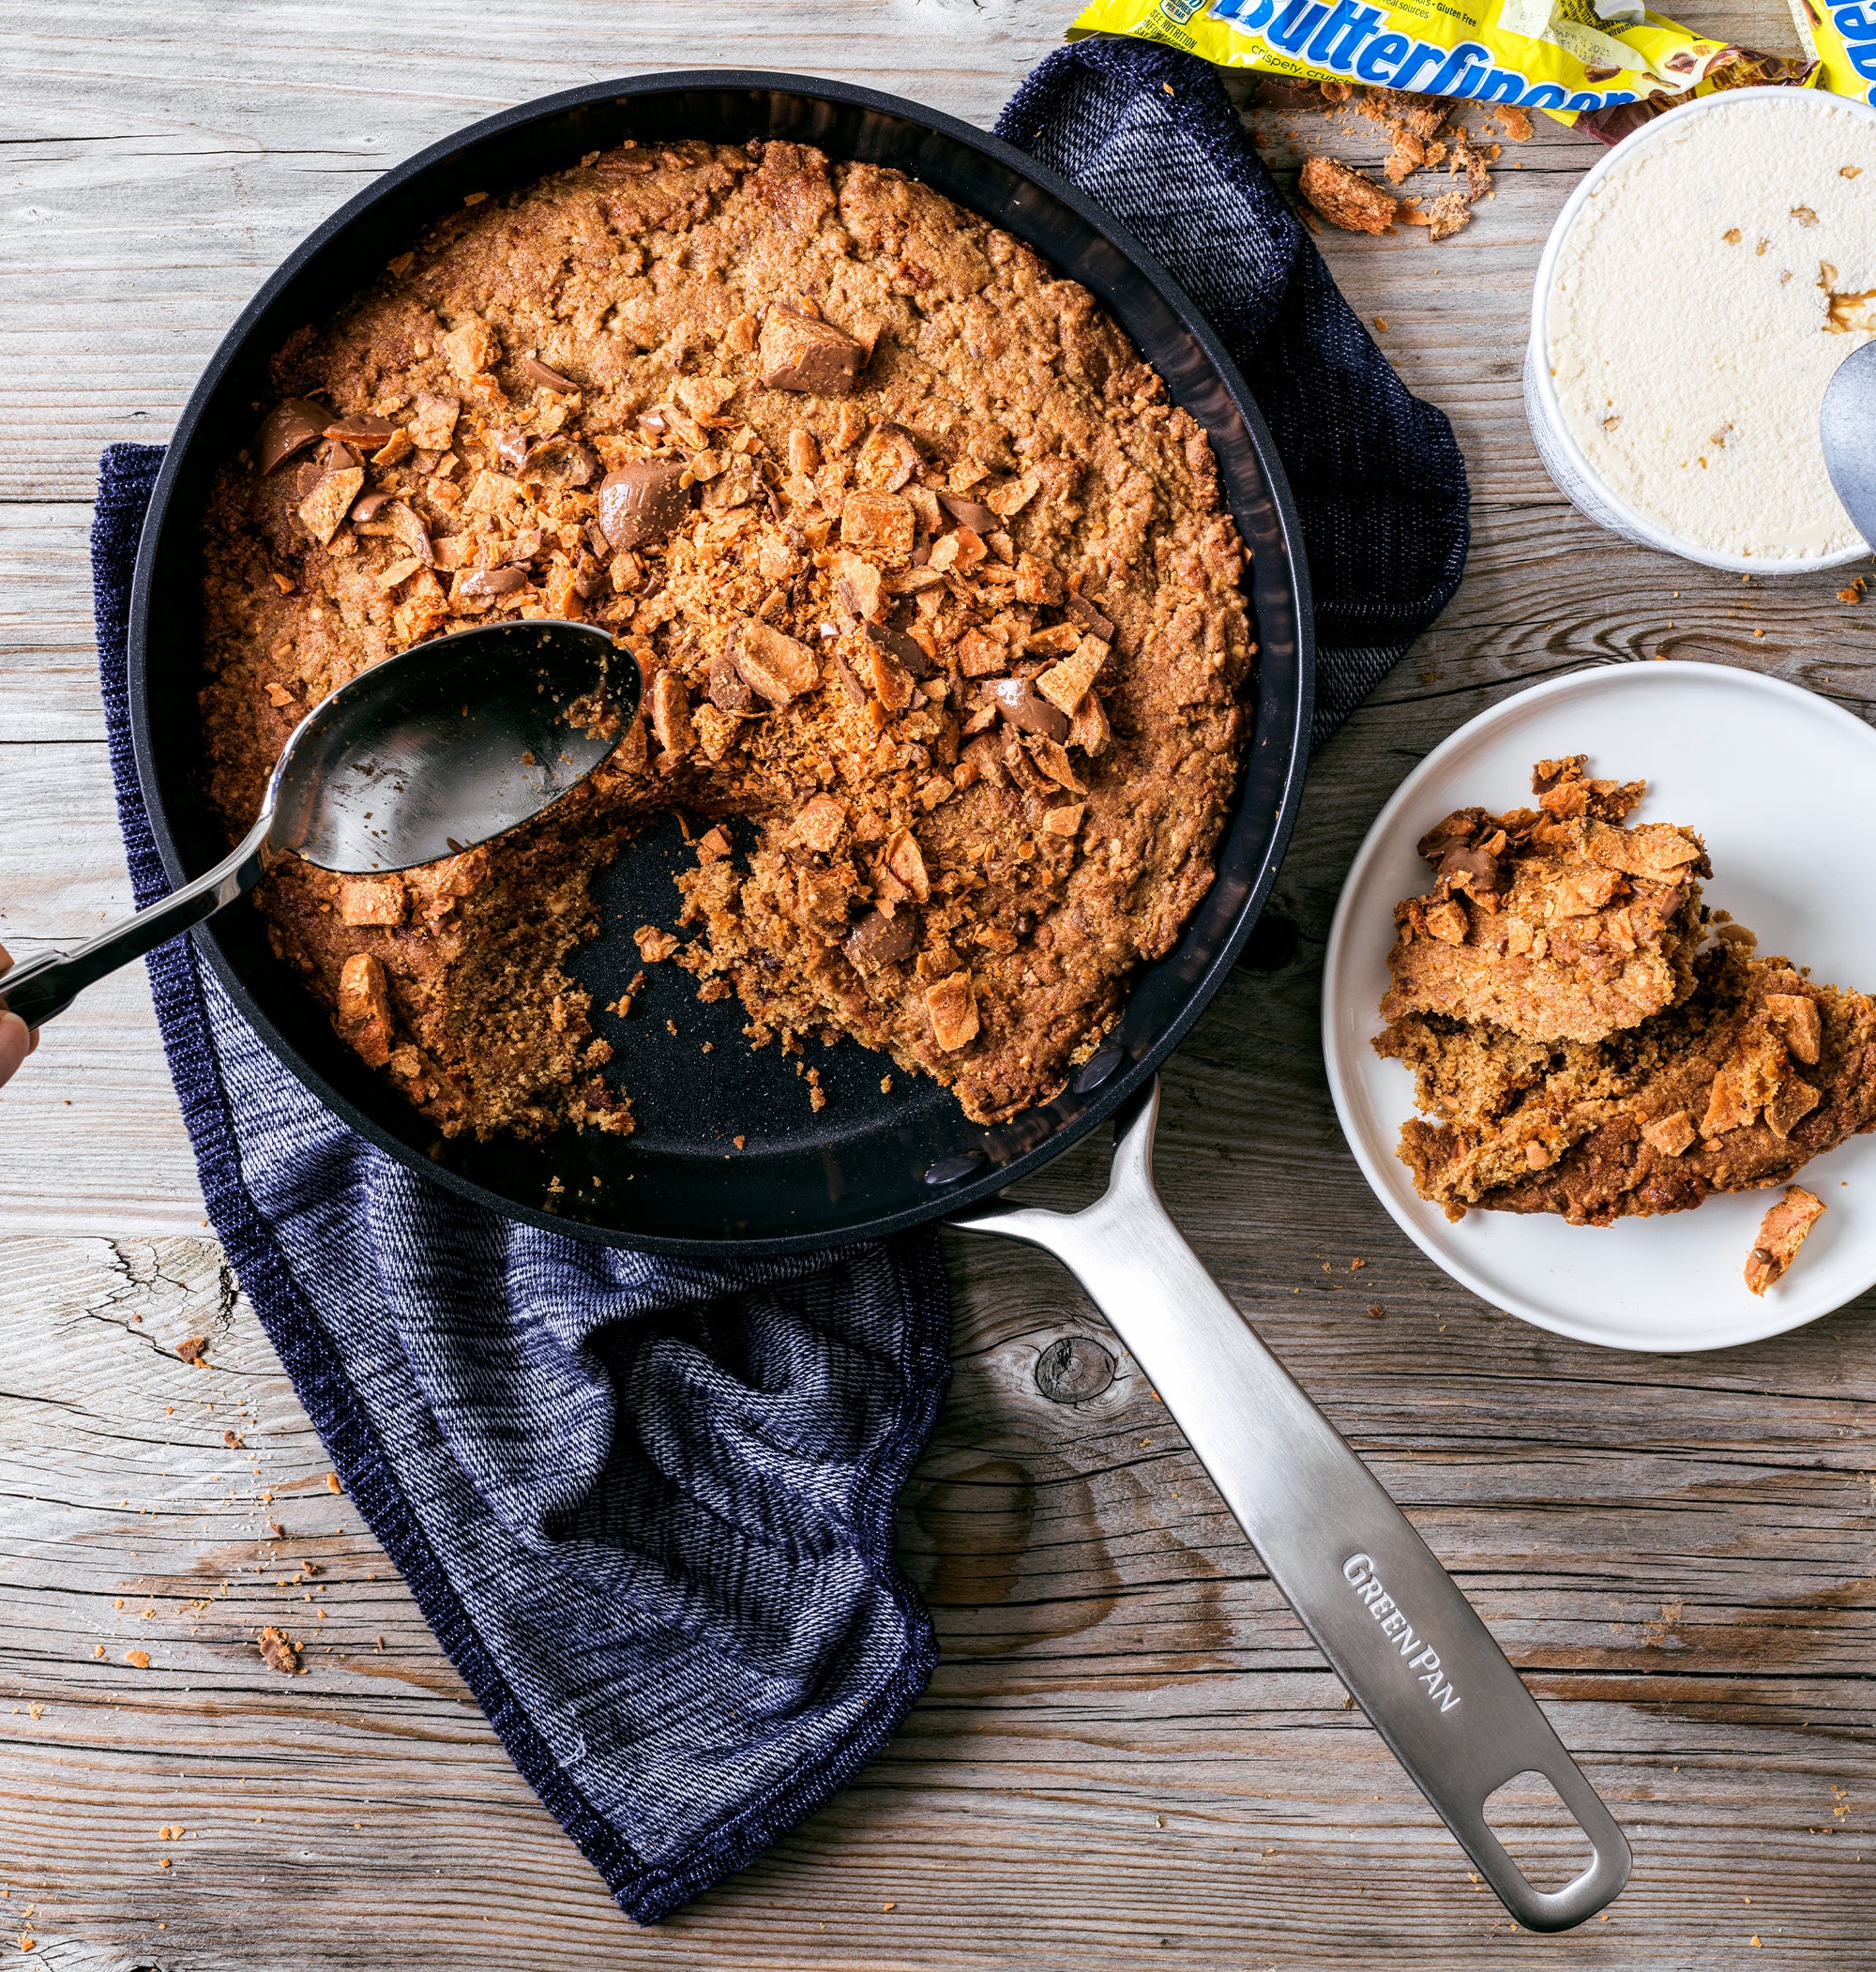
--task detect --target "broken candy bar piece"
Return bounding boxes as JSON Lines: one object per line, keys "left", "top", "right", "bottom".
{"left": 760, "top": 307, "right": 865, "bottom": 395}
{"left": 1298, "top": 156, "right": 1399, "bottom": 235}
{"left": 1745, "top": 1185, "right": 1824, "bottom": 1295}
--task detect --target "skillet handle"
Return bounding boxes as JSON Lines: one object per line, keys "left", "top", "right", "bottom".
{"left": 952, "top": 1080, "right": 1630, "bottom": 1933}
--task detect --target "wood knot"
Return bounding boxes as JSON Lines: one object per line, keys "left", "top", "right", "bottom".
{"left": 1034, "top": 1334, "right": 1115, "bottom": 1404}
{"left": 1236, "top": 911, "right": 1299, "bottom": 973}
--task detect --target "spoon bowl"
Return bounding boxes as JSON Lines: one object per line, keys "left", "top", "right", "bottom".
{"left": 1821, "top": 338, "right": 1876, "bottom": 551}
{"left": 273, "top": 617, "right": 626, "bottom": 873}
{"left": 0, "top": 618, "right": 635, "bottom": 1028}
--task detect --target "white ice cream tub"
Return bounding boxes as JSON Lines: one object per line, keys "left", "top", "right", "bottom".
{"left": 1524, "top": 86, "right": 1876, "bottom": 575}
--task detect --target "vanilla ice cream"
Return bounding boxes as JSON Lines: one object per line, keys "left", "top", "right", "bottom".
{"left": 1544, "top": 90, "right": 1876, "bottom": 565}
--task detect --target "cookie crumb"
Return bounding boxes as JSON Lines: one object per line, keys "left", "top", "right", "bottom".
{"left": 1745, "top": 1186, "right": 1824, "bottom": 1294}
{"left": 257, "top": 1627, "right": 303, "bottom": 1676}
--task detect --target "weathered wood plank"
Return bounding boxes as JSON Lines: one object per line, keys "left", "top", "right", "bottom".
{"left": 6, "top": 0, "right": 1876, "bottom": 1964}
{"left": 0, "top": 504, "right": 105, "bottom": 743}
{"left": 3, "top": 1228, "right": 1875, "bottom": 1967}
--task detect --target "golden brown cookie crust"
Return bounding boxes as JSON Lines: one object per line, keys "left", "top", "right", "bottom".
{"left": 197, "top": 139, "right": 1254, "bottom": 1140}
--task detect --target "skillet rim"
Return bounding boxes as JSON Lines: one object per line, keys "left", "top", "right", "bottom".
{"left": 128, "top": 67, "right": 1315, "bottom": 1253}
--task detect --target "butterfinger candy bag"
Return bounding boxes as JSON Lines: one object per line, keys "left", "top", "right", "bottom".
{"left": 1069, "top": 0, "right": 1744, "bottom": 120}
{"left": 1788, "top": 0, "right": 1876, "bottom": 107}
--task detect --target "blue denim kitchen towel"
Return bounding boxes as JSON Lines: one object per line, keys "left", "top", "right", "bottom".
{"left": 1000, "top": 38, "right": 1471, "bottom": 746}
{"left": 88, "top": 48, "right": 1467, "bottom": 1928}
{"left": 94, "top": 442, "right": 952, "bottom": 1925}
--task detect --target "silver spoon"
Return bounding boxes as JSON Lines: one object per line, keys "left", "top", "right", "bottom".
{"left": 0, "top": 619, "right": 634, "bottom": 1032}
{"left": 1822, "top": 338, "right": 1876, "bottom": 547}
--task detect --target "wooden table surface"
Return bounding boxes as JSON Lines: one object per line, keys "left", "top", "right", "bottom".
{"left": 7, "top": 4, "right": 1876, "bottom": 1966}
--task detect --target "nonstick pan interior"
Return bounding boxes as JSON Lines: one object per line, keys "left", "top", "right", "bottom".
{"left": 129, "top": 70, "right": 1313, "bottom": 1251}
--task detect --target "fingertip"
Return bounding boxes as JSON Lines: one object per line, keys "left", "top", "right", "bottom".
{"left": 0, "top": 1012, "right": 29, "bottom": 1080}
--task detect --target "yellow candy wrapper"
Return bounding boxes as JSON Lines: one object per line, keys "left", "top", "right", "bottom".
{"left": 1788, "top": 0, "right": 1876, "bottom": 107}
{"left": 1068, "top": 0, "right": 1746, "bottom": 120}
{"left": 1579, "top": 43, "right": 1817, "bottom": 144}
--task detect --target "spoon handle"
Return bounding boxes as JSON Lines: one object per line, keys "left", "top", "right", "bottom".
{"left": 0, "top": 818, "right": 271, "bottom": 1029}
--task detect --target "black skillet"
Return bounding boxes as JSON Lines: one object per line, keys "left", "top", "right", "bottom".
{"left": 122, "top": 71, "right": 1629, "bottom": 1927}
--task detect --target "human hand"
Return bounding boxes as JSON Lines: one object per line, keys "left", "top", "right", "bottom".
{"left": 0, "top": 943, "right": 37, "bottom": 1086}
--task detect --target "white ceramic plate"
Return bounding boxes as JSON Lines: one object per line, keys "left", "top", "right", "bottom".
{"left": 1323, "top": 662, "right": 1876, "bottom": 1353}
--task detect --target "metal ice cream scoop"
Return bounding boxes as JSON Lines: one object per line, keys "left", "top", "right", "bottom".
{"left": 0, "top": 619, "right": 633, "bottom": 1031}
{"left": 1822, "top": 338, "right": 1876, "bottom": 549}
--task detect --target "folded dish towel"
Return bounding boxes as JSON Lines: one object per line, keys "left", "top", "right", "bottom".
{"left": 88, "top": 44, "right": 1466, "bottom": 1926}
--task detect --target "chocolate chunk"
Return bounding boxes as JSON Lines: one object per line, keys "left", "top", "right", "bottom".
{"left": 255, "top": 399, "right": 330, "bottom": 475}
{"left": 865, "top": 620, "right": 936, "bottom": 678}
{"left": 522, "top": 436, "right": 598, "bottom": 487}
{"left": 598, "top": 462, "right": 692, "bottom": 550}
{"left": 937, "top": 491, "right": 998, "bottom": 534}
{"left": 708, "top": 653, "right": 754, "bottom": 712}
{"left": 988, "top": 675, "right": 1070, "bottom": 742}
{"left": 844, "top": 907, "right": 917, "bottom": 973}
{"left": 1436, "top": 842, "right": 1504, "bottom": 895}
{"left": 496, "top": 426, "right": 530, "bottom": 471}
{"left": 323, "top": 413, "right": 395, "bottom": 446}
{"left": 584, "top": 520, "right": 612, "bottom": 559}
{"left": 1415, "top": 810, "right": 1484, "bottom": 865}
{"left": 520, "top": 352, "right": 581, "bottom": 392}
{"left": 350, "top": 490, "right": 390, "bottom": 524}
{"left": 831, "top": 650, "right": 870, "bottom": 709}
{"left": 1066, "top": 592, "right": 1116, "bottom": 642}
{"left": 454, "top": 565, "right": 530, "bottom": 607}
{"left": 759, "top": 307, "right": 865, "bottom": 396}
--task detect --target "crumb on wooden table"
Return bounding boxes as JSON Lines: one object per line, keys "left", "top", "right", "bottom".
{"left": 1298, "top": 155, "right": 1398, "bottom": 235}
{"left": 257, "top": 1626, "right": 303, "bottom": 1675}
